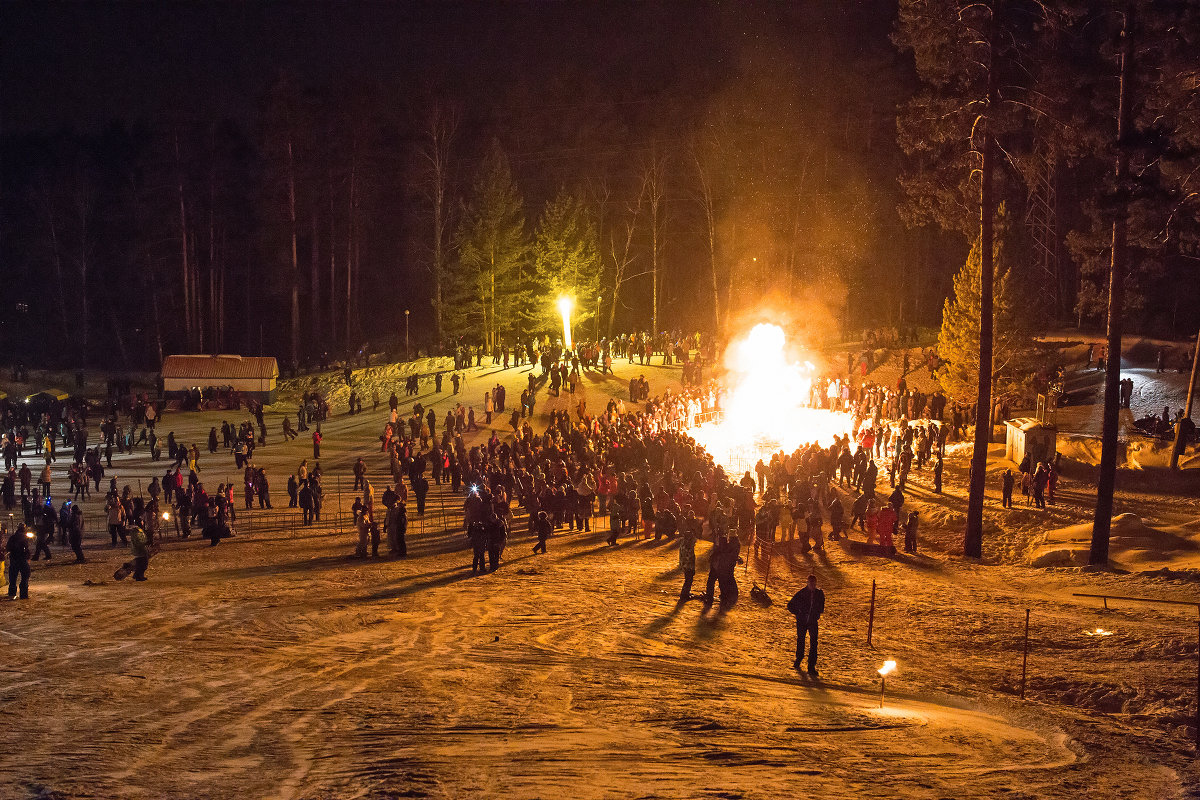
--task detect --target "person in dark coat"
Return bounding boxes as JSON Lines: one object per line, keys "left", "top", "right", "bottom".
{"left": 485, "top": 511, "right": 507, "bottom": 571}
{"left": 68, "top": 505, "right": 85, "bottom": 563}
{"left": 827, "top": 496, "right": 845, "bottom": 541}
{"left": 702, "top": 534, "right": 728, "bottom": 607}
{"left": 787, "top": 574, "right": 825, "bottom": 676}
{"left": 32, "top": 502, "right": 54, "bottom": 561}
{"left": 467, "top": 518, "right": 488, "bottom": 573}
{"left": 532, "top": 510, "right": 552, "bottom": 554}
{"left": 6, "top": 523, "right": 32, "bottom": 598}
{"left": 298, "top": 481, "right": 314, "bottom": 525}
{"left": 716, "top": 531, "right": 741, "bottom": 606}
{"left": 386, "top": 501, "right": 408, "bottom": 557}
{"left": 414, "top": 474, "right": 429, "bottom": 516}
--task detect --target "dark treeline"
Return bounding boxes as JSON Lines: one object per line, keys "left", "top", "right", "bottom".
{"left": 0, "top": 3, "right": 930, "bottom": 369}
{"left": 1, "top": 2, "right": 1195, "bottom": 371}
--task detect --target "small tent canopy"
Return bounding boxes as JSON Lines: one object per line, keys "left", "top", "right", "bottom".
{"left": 25, "top": 388, "right": 69, "bottom": 404}
{"left": 161, "top": 354, "right": 279, "bottom": 402}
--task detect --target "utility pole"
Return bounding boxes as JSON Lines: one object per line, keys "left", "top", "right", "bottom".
{"left": 1170, "top": 329, "right": 1199, "bottom": 471}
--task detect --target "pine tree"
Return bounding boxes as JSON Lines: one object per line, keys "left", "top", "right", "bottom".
{"left": 446, "top": 141, "right": 528, "bottom": 349}
{"left": 895, "top": 0, "right": 1065, "bottom": 559}
{"left": 937, "top": 206, "right": 1030, "bottom": 403}
{"left": 531, "top": 189, "right": 601, "bottom": 337}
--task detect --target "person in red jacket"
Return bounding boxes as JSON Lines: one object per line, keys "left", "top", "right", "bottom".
{"left": 312, "top": 427, "right": 322, "bottom": 459}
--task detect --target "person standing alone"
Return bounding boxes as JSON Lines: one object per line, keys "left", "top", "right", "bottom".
{"left": 787, "top": 574, "right": 825, "bottom": 676}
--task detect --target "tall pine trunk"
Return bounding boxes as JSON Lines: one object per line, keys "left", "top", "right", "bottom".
{"left": 311, "top": 208, "right": 321, "bottom": 351}
{"left": 964, "top": 131, "right": 995, "bottom": 559}
{"left": 1090, "top": 6, "right": 1135, "bottom": 566}
{"left": 175, "top": 133, "right": 193, "bottom": 351}
{"left": 964, "top": 5, "right": 999, "bottom": 560}
{"left": 328, "top": 168, "right": 338, "bottom": 347}
{"left": 345, "top": 148, "right": 356, "bottom": 349}
{"left": 287, "top": 134, "right": 300, "bottom": 367}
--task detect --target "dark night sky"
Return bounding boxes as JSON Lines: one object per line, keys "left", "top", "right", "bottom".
{"left": 6, "top": 2, "right": 689, "bottom": 131}
{"left": 2, "top": 1, "right": 895, "bottom": 134}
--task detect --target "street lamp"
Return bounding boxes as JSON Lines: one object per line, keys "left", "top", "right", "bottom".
{"left": 595, "top": 294, "right": 601, "bottom": 342}
{"left": 405, "top": 309, "right": 410, "bottom": 360}
{"left": 557, "top": 296, "right": 574, "bottom": 350}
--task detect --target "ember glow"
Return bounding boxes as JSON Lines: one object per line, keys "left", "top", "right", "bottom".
{"left": 688, "top": 322, "right": 852, "bottom": 474}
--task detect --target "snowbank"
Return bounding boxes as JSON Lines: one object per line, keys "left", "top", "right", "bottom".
{"left": 272, "top": 356, "right": 456, "bottom": 409}
{"left": 1030, "top": 513, "right": 1200, "bottom": 570}
{"left": 1055, "top": 432, "right": 1199, "bottom": 471}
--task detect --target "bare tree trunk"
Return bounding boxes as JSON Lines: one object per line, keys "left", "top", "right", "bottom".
{"left": 191, "top": 229, "right": 204, "bottom": 353}
{"left": 646, "top": 153, "right": 666, "bottom": 337}
{"left": 693, "top": 151, "right": 721, "bottom": 334}
{"left": 207, "top": 177, "right": 216, "bottom": 355}
{"left": 39, "top": 190, "right": 71, "bottom": 330}
{"left": 207, "top": 136, "right": 220, "bottom": 355}
{"left": 217, "top": 229, "right": 227, "bottom": 353}
{"left": 148, "top": 253, "right": 164, "bottom": 365}
{"left": 328, "top": 168, "right": 338, "bottom": 347}
{"left": 106, "top": 302, "right": 130, "bottom": 367}
{"left": 489, "top": 252, "right": 497, "bottom": 351}
{"left": 310, "top": 208, "right": 321, "bottom": 351}
{"left": 1091, "top": 5, "right": 1136, "bottom": 566}
{"left": 287, "top": 133, "right": 301, "bottom": 366}
{"left": 345, "top": 148, "right": 356, "bottom": 349}
{"left": 423, "top": 106, "right": 458, "bottom": 346}
{"left": 174, "top": 132, "right": 193, "bottom": 350}
{"left": 353, "top": 235, "right": 361, "bottom": 342}
{"left": 76, "top": 206, "right": 90, "bottom": 361}
{"left": 725, "top": 222, "right": 736, "bottom": 327}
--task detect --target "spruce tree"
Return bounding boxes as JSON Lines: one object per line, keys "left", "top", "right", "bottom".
{"left": 531, "top": 190, "right": 601, "bottom": 337}
{"left": 446, "top": 141, "right": 528, "bottom": 349}
{"left": 937, "top": 206, "right": 1030, "bottom": 403}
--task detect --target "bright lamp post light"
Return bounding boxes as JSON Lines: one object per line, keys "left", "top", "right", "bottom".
{"left": 557, "top": 295, "right": 574, "bottom": 350}
{"left": 878, "top": 660, "right": 897, "bottom": 708}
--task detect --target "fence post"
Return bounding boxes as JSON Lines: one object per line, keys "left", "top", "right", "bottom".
{"left": 866, "top": 579, "right": 877, "bottom": 647}
{"left": 1020, "top": 608, "right": 1031, "bottom": 700}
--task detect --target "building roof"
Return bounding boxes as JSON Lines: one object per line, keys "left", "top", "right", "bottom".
{"left": 25, "top": 388, "right": 69, "bottom": 402}
{"left": 1005, "top": 417, "right": 1056, "bottom": 433}
{"left": 161, "top": 355, "right": 279, "bottom": 381}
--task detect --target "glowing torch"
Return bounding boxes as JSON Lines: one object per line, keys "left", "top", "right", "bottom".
{"left": 557, "top": 295, "right": 574, "bottom": 351}
{"left": 878, "top": 659, "right": 897, "bottom": 708}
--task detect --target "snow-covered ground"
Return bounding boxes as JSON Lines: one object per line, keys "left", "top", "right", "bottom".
{"left": 2, "top": 346, "right": 1199, "bottom": 798}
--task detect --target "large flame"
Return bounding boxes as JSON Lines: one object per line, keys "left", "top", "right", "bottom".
{"left": 688, "top": 322, "right": 852, "bottom": 474}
